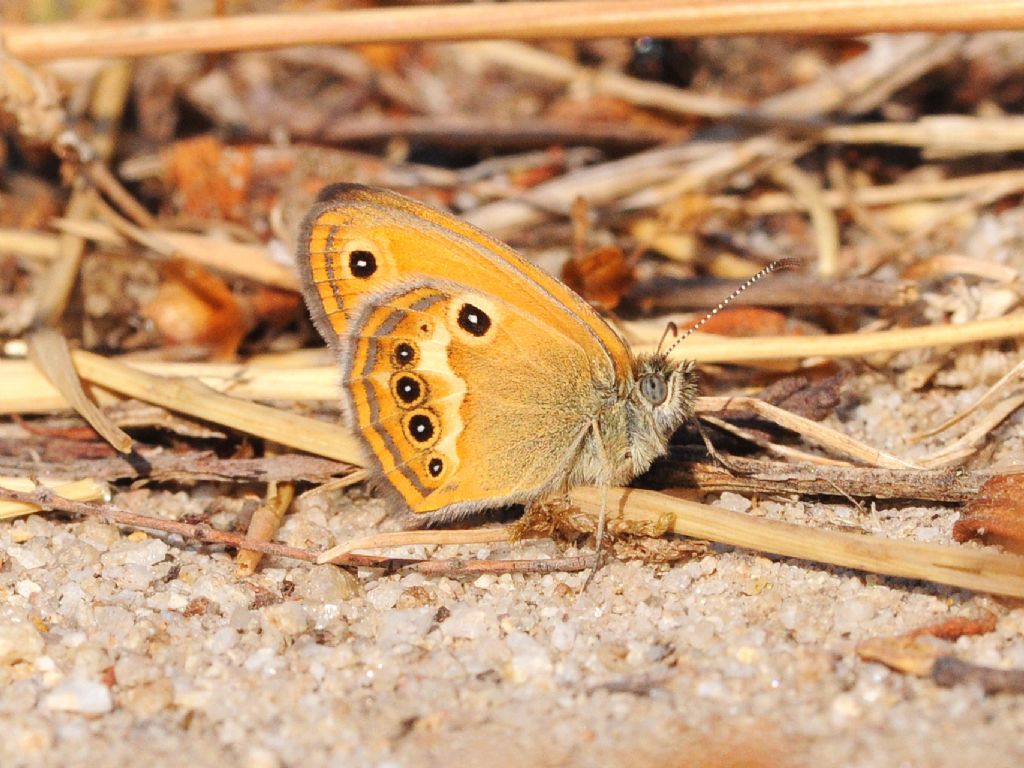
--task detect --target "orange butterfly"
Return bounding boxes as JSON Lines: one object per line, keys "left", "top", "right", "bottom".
{"left": 296, "top": 184, "right": 698, "bottom": 528}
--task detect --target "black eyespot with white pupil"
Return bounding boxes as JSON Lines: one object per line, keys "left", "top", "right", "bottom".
{"left": 428, "top": 457, "right": 444, "bottom": 477}
{"left": 457, "top": 303, "right": 491, "bottom": 337}
{"left": 408, "top": 414, "right": 434, "bottom": 442}
{"left": 393, "top": 342, "right": 416, "bottom": 368}
{"left": 349, "top": 249, "right": 377, "bottom": 278}
{"left": 639, "top": 373, "right": 668, "bottom": 406}
{"left": 395, "top": 375, "right": 421, "bottom": 404}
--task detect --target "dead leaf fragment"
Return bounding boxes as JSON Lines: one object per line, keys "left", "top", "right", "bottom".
{"left": 562, "top": 245, "right": 637, "bottom": 310}
{"left": 954, "top": 475, "right": 1024, "bottom": 554}
{"left": 855, "top": 635, "right": 944, "bottom": 676}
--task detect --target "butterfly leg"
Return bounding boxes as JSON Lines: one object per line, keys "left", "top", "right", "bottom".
{"left": 581, "top": 419, "right": 610, "bottom": 592}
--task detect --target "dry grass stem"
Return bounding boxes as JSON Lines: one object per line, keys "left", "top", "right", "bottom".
{"left": 912, "top": 357, "right": 1024, "bottom": 441}
{"left": 26, "top": 328, "right": 133, "bottom": 453}
{"left": 31, "top": 184, "right": 93, "bottom": 328}
{"left": 719, "top": 169, "right": 1024, "bottom": 216}
{"left": 317, "top": 528, "right": 518, "bottom": 564}
{"left": 671, "top": 457, "right": 1000, "bottom": 502}
{"left": 919, "top": 391, "right": 1024, "bottom": 468}
{"left": 0, "top": 228, "right": 61, "bottom": 260}
{"left": 465, "top": 141, "right": 772, "bottom": 234}
{"left": 646, "top": 314, "right": 1024, "bottom": 363}
{"left": 770, "top": 163, "right": 841, "bottom": 277}
{"left": 697, "top": 396, "right": 916, "bottom": 469}
{"left": 68, "top": 350, "right": 363, "bottom": 465}
{"left": 50, "top": 219, "right": 299, "bottom": 290}
{"left": 0, "top": 476, "right": 108, "bottom": 520}
{"left": 1, "top": 357, "right": 340, "bottom": 414}
{"left": 758, "top": 34, "right": 964, "bottom": 118}
{"left": 618, "top": 135, "right": 798, "bottom": 211}
{"left": 826, "top": 115, "right": 1024, "bottom": 158}
{"left": 453, "top": 40, "right": 746, "bottom": 119}
{"left": 236, "top": 481, "right": 296, "bottom": 576}
{"left": 5, "top": 310, "right": 1022, "bottom": 415}
{"left": 698, "top": 414, "right": 853, "bottom": 468}
{"left": 628, "top": 275, "right": 918, "bottom": 311}
{"left": 8, "top": 2, "right": 1024, "bottom": 63}
{"left": 571, "top": 486, "right": 1024, "bottom": 598}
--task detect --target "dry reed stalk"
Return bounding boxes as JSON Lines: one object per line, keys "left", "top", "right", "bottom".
{"left": 6, "top": 1, "right": 1024, "bottom": 63}
{"left": 50, "top": 219, "right": 299, "bottom": 291}
{"left": 0, "top": 357, "right": 340, "bottom": 415}
{"left": 643, "top": 314, "right": 1024, "bottom": 363}
{"left": 0, "top": 476, "right": 107, "bottom": 519}
{"left": 451, "top": 40, "right": 745, "bottom": 119}
{"left": 3, "top": 313, "right": 1023, "bottom": 415}
{"left": 825, "top": 115, "right": 1024, "bottom": 158}
{"left": 570, "top": 486, "right": 1024, "bottom": 598}
{"left": 717, "top": 169, "right": 1024, "bottom": 215}
{"left": 66, "top": 350, "right": 362, "bottom": 465}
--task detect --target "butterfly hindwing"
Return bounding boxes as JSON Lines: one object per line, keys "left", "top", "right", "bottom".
{"left": 343, "top": 281, "right": 602, "bottom": 518}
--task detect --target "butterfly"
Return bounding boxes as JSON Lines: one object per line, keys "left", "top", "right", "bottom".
{"left": 296, "top": 184, "right": 699, "bottom": 532}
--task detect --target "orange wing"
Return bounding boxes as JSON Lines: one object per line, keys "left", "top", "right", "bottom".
{"left": 344, "top": 281, "right": 603, "bottom": 518}
{"left": 296, "top": 184, "right": 630, "bottom": 382}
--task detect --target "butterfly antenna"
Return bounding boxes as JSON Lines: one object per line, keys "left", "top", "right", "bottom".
{"left": 655, "top": 321, "right": 679, "bottom": 356}
{"left": 663, "top": 258, "right": 799, "bottom": 359}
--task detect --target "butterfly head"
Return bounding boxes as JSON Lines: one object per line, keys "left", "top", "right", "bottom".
{"left": 621, "top": 352, "right": 698, "bottom": 477}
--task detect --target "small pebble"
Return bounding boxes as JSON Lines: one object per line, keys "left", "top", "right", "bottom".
{"left": 0, "top": 622, "right": 45, "bottom": 666}
{"left": 44, "top": 679, "right": 113, "bottom": 714}
{"left": 717, "top": 492, "right": 752, "bottom": 513}
{"left": 440, "top": 606, "right": 497, "bottom": 640}
{"left": 294, "top": 565, "right": 361, "bottom": 603}
{"left": 260, "top": 602, "right": 309, "bottom": 636}
{"left": 119, "top": 679, "right": 173, "bottom": 717}
{"left": 365, "top": 581, "right": 404, "bottom": 610}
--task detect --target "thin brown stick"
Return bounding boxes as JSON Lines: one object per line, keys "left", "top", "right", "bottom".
{"left": 663, "top": 456, "right": 1003, "bottom": 502}
{"left": 0, "top": 485, "right": 579, "bottom": 576}
{"left": 318, "top": 528, "right": 516, "bottom": 564}
{"left": 625, "top": 275, "right": 918, "bottom": 311}
{"left": 412, "top": 556, "right": 591, "bottom": 576}
{"left": 0, "top": 451, "right": 354, "bottom": 484}
{"left": 7, "top": 2, "right": 1024, "bottom": 62}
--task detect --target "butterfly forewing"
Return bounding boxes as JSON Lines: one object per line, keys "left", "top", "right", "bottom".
{"left": 298, "top": 184, "right": 630, "bottom": 382}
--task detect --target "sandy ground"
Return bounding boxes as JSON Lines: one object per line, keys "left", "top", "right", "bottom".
{"left": 2, "top": 360, "right": 1024, "bottom": 768}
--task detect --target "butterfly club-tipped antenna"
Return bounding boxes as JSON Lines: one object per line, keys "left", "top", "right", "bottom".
{"left": 662, "top": 258, "right": 800, "bottom": 359}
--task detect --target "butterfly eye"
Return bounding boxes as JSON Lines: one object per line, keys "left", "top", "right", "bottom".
{"left": 639, "top": 373, "right": 668, "bottom": 406}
